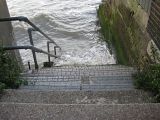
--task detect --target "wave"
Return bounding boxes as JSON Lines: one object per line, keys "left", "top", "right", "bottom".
{"left": 55, "top": 43, "right": 116, "bottom": 66}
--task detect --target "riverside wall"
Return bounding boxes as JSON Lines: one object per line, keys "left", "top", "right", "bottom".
{"left": 98, "top": 0, "right": 154, "bottom": 67}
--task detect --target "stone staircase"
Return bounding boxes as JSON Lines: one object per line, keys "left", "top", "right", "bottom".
{"left": 0, "top": 65, "right": 160, "bottom": 120}
{"left": 20, "top": 65, "right": 136, "bottom": 91}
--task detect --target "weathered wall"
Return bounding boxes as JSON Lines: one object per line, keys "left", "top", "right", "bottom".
{"left": 98, "top": 0, "right": 151, "bottom": 67}
{"left": 121, "top": 0, "right": 160, "bottom": 62}
{"left": 103, "top": 0, "right": 150, "bottom": 31}
{"left": 0, "top": 0, "right": 22, "bottom": 68}
{"left": 99, "top": 0, "right": 159, "bottom": 66}
{"left": 112, "top": 0, "right": 160, "bottom": 52}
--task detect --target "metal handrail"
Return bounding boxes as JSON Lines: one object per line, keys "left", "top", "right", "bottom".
{"left": 0, "top": 16, "right": 61, "bottom": 48}
{"left": 27, "top": 28, "right": 61, "bottom": 69}
{"left": 3, "top": 45, "right": 58, "bottom": 58}
{"left": 27, "top": 28, "right": 39, "bottom": 69}
{"left": 3, "top": 44, "right": 60, "bottom": 70}
{"left": 0, "top": 16, "right": 62, "bottom": 69}
{"left": 47, "top": 41, "right": 61, "bottom": 64}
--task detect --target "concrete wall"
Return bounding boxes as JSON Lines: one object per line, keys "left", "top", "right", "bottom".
{"left": 0, "top": 0, "right": 14, "bottom": 45}
{"left": 0, "top": 0, "right": 22, "bottom": 69}
{"left": 120, "top": 0, "right": 160, "bottom": 64}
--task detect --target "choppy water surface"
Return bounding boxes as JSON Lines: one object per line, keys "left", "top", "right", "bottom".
{"left": 7, "top": 0, "right": 116, "bottom": 66}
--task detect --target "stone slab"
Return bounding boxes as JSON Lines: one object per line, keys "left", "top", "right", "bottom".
{"left": 0, "top": 90, "right": 153, "bottom": 104}
{"left": 0, "top": 103, "right": 160, "bottom": 120}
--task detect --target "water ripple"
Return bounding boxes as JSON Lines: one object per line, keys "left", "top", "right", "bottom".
{"left": 7, "top": 0, "right": 116, "bottom": 65}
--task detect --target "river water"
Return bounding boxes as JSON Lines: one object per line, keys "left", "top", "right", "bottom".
{"left": 7, "top": 0, "right": 116, "bottom": 66}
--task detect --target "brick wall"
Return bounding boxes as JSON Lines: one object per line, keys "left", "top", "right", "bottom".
{"left": 147, "top": 0, "right": 160, "bottom": 49}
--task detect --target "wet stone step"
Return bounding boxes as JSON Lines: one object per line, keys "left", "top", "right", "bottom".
{"left": 21, "top": 72, "right": 135, "bottom": 77}
{"left": 39, "top": 65, "right": 134, "bottom": 70}
{"left": 33, "top": 68, "right": 136, "bottom": 73}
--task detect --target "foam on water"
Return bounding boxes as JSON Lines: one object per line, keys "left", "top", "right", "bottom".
{"left": 7, "top": 0, "right": 116, "bottom": 66}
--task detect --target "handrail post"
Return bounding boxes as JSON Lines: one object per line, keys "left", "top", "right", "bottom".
{"left": 54, "top": 46, "right": 57, "bottom": 56}
{"left": 47, "top": 42, "right": 60, "bottom": 61}
{"left": 47, "top": 41, "right": 51, "bottom": 64}
{"left": 28, "top": 28, "right": 39, "bottom": 70}
{"left": 54, "top": 46, "right": 61, "bottom": 57}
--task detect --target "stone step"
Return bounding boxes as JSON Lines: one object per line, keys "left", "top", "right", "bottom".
{"left": 22, "top": 76, "right": 134, "bottom": 83}
{"left": 35, "top": 65, "right": 135, "bottom": 71}
{"left": 24, "top": 76, "right": 133, "bottom": 84}
{"left": 39, "top": 65, "right": 135, "bottom": 70}
{"left": 22, "top": 72, "right": 135, "bottom": 77}
{"left": 20, "top": 65, "right": 136, "bottom": 91}
{"left": 0, "top": 90, "right": 153, "bottom": 104}
{"left": 0, "top": 103, "right": 159, "bottom": 120}
{"left": 22, "top": 65, "right": 136, "bottom": 76}
{"left": 21, "top": 68, "right": 136, "bottom": 79}
{"left": 27, "top": 65, "right": 136, "bottom": 74}
{"left": 24, "top": 76, "right": 133, "bottom": 82}
{"left": 21, "top": 75, "right": 134, "bottom": 90}
{"left": 20, "top": 84, "right": 134, "bottom": 91}
{"left": 26, "top": 79, "right": 133, "bottom": 86}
